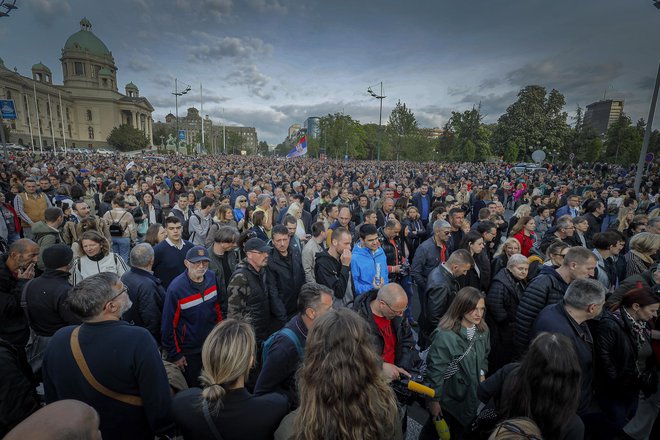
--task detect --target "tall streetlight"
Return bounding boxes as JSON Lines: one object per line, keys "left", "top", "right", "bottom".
{"left": 634, "top": 61, "right": 659, "bottom": 194}
{"left": 171, "top": 78, "right": 191, "bottom": 154}
{"left": 367, "top": 82, "right": 386, "bottom": 161}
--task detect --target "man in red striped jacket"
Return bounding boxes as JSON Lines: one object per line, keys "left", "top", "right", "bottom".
{"left": 161, "top": 246, "right": 227, "bottom": 387}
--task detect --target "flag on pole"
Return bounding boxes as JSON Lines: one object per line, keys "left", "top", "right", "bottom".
{"left": 286, "top": 135, "right": 307, "bottom": 158}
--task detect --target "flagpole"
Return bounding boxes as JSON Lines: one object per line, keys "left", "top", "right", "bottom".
{"left": 24, "top": 93, "right": 35, "bottom": 153}
{"left": 200, "top": 83, "right": 204, "bottom": 154}
{"left": 47, "top": 94, "right": 56, "bottom": 153}
{"left": 59, "top": 92, "right": 67, "bottom": 154}
{"left": 32, "top": 81, "right": 43, "bottom": 153}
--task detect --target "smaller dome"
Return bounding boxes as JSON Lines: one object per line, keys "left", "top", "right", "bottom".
{"left": 98, "top": 67, "right": 112, "bottom": 76}
{"left": 125, "top": 82, "right": 138, "bottom": 89}
{"left": 32, "top": 62, "right": 51, "bottom": 73}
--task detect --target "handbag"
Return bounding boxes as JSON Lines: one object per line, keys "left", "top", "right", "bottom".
{"left": 443, "top": 336, "right": 476, "bottom": 380}
{"left": 69, "top": 326, "right": 143, "bottom": 406}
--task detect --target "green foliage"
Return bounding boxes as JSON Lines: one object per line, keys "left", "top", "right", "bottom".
{"left": 318, "top": 113, "right": 367, "bottom": 159}
{"left": 492, "top": 85, "right": 569, "bottom": 160}
{"left": 604, "top": 114, "right": 643, "bottom": 164}
{"left": 152, "top": 124, "right": 175, "bottom": 148}
{"left": 258, "top": 140, "right": 269, "bottom": 155}
{"left": 386, "top": 101, "right": 424, "bottom": 161}
{"left": 504, "top": 140, "right": 519, "bottom": 162}
{"left": 226, "top": 131, "right": 245, "bottom": 154}
{"left": 107, "top": 124, "right": 149, "bottom": 152}
{"left": 439, "top": 106, "right": 492, "bottom": 161}
{"left": 585, "top": 137, "right": 604, "bottom": 162}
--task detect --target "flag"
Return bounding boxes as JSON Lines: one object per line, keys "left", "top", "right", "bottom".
{"left": 286, "top": 135, "right": 307, "bottom": 158}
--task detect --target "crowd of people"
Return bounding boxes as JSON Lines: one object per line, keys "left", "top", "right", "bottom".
{"left": 1, "top": 150, "right": 660, "bottom": 440}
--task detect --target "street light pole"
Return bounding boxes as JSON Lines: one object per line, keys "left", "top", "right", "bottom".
{"left": 171, "top": 78, "right": 191, "bottom": 154}
{"left": 368, "top": 82, "right": 386, "bottom": 161}
{"left": 634, "top": 61, "right": 660, "bottom": 194}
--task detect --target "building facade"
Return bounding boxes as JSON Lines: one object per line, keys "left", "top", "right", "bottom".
{"left": 305, "top": 116, "right": 320, "bottom": 139}
{"left": 0, "top": 18, "right": 154, "bottom": 150}
{"left": 583, "top": 99, "right": 624, "bottom": 136}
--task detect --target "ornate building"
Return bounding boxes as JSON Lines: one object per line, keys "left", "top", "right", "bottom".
{"left": 0, "top": 18, "right": 154, "bottom": 150}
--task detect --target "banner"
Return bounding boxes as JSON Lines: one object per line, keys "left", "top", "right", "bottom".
{"left": 286, "top": 135, "right": 307, "bottom": 158}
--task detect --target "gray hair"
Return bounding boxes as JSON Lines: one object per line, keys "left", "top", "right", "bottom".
{"left": 564, "top": 278, "right": 606, "bottom": 310}
{"left": 557, "top": 218, "right": 573, "bottom": 232}
{"left": 507, "top": 254, "right": 529, "bottom": 268}
{"left": 433, "top": 219, "right": 451, "bottom": 230}
{"left": 66, "top": 273, "right": 120, "bottom": 319}
{"left": 257, "top": 194, "right": 271, "bottom": 206}
{"left": 214, "top": 226, "right": 240, "bottom": 244}
{"left": 130, "top": 243, "right": 154, "bottom": 268}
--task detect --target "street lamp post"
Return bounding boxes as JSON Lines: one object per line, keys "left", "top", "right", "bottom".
{"left": 171, "top": 78, "right": 191, "bottom": 154}
{"left": 634, "top": 61, "right": 660, "bottom": 194}
{"left": 368, "top": 82, "right": 386, "bottom": 161}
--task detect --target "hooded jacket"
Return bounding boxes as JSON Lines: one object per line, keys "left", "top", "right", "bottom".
{"left": 350, "top": 242, "right": 388, "bottom": 295}
{"left": 514, "top": 265, "right": 569, "bottom": 353}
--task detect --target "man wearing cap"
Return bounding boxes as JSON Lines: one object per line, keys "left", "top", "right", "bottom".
{"left": 22, "top": 244, "right": 80, "bottom": 372}
{"left": 228, "top": 238, "right": 287, "bottom": 351}
{"left": 161, "top": 245, "right": 226, "bottom": 387}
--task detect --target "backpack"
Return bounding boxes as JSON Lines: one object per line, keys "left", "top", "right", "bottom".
{"left": 261, "top": 327, "right": 303, "bottom": 366}
{"left": 188, "top": 213, "right": 209, "bottom": 243}
{"left": 109, "top": 212, "right": 128, "bottom": 237}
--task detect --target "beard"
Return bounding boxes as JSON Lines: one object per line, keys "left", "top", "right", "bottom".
{"left": 119, "top": 297, "right": 133, "bottom": 316}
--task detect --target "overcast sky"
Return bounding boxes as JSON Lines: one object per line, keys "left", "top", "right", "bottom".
{"left": 3, "top": 0, "right": 660, "bottom": 145}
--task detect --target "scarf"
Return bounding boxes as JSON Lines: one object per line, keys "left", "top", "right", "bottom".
{"left": 613, "top": 308, "right": 649, "bottom": 351}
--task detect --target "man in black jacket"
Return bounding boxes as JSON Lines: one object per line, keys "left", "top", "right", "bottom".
{"left": 315, "top": 227, "right": 353, "bottom": 305}
{"left": 411, "top": 220, "right": 451, "bottom": 315}
{"left": 207, "top": 225, "right": 239, "bottom": 289}
{"left": 267, "top": 225, "right": 305, "bottom": 319}
{"left": 514, "top": 246, "right": 597, "bottom": 354}
{"left": 255, "top": 282, "right": 333, "bottom": 406}
{"left": 121, "top": 243, "right": 166, "bottom": 344}
{"left": 0, "top": 338, "right": 40, "bottom": 437}
{"left": 419, "top": 249, "right": 473, "bottom": 347}
{"left": 23, "top": 244, "right": 80, "bottom": 372}
{"left": 353, "top": 283, "right": 419, "bottom": 380}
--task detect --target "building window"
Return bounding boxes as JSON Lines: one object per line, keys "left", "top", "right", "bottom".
{"left": 45, "top": 74, "right": 51, "bottom": 83}
{"left": 68, "top": 125, "right": 72, "bottom": 138}
{"left": 88, "top": 126, "right": 94, "bottom": 140}
{"left": 63, "top": 63, "right": 68, "bottom": 76}
{"left": 6, "top": 90, "right": 11, "bottom": 99}
{"left": 92, "top": 65, "right": 100, "bottom": 78}
{"left": 86, "top": 110, "right": 92, "bottom": 122}
{"left": 74, "top": 62, "right": 85, "bottom": 76}
{"left": 36, "top": 72, "right": 43, "bottom": 82}
{"left": 102, "top": 78, "right": 108, "bottom": 87}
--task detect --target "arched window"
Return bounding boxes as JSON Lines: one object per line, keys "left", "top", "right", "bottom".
{"left": 88, "top": 126, "right": 94, "bottom": 140}
{"left": 86, "top": 110, "right": 92, "bottom": 121}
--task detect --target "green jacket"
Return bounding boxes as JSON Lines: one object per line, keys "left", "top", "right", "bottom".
{"left": 32, "top": 220, "right": 63, "bottom": 270}
{"left": 426, "top": 324, "right": 490, "bottom": 427}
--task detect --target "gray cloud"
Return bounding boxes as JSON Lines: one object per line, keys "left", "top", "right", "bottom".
{"left": 636, "top": 76, "right": 657, "bottom": 91}
{"left": 188, "top": 33, "right": 272, "bottom": 62}
{"left": 506, "top": 60, "right": 624, "bottom": 92}
{"left": 149, "top": 91, "right": 229, "bottom": 108}
{"left": 31, "top": 0, "right": 71, "bottom": 25}
{"left": 247, "top": 0, "right": 287, "bottom": 13}
{"left": 225, "top": 64, "right": 273, "bottom": 99}
{"left": 127, "top": 56, "right": 152, "bottom": 72}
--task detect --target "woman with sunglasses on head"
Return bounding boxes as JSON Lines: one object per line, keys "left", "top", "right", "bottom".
{"left": 478, "top": 332, "right": 583, "bottom": 440}
{"left": 488, "top": 418, "right": 543, "bottom": 440}
{"left": 420, "top": 287, "right": 489, "bottom": 440}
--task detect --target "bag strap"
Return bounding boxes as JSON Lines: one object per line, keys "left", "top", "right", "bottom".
{"left": 202, "top": 399, "right": 224, "bottom": 440}
{"left": 20, "top": 279, "right": 36, "bottom": 329}
{"left": 279, "top": 327, "right": 303, "bottom": 358}
{"left": 69, "top": 326, "right": 143, "bottom": 406}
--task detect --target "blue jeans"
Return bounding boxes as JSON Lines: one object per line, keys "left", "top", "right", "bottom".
{"left": 111, "top": 236, "right": 131, "bottom": 264}
{"left": 598, "top": 393, "right": 639, "bottom": 431}
{"left": 400, "top": 275, "right": 415, "bottom": 322}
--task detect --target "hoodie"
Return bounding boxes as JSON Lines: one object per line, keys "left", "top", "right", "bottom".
{"left": 350, "top": 242, "right": 388, "bottom": 295}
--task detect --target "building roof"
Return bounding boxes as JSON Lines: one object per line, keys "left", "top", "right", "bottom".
{"left": 125, "top": 82, "right": 138, "bottom": 89}
{"left": 63, "top": 18, "right": 111, "bottom": 57}
{"left": 31, "top": 62, "right": 51, "bottom": 72}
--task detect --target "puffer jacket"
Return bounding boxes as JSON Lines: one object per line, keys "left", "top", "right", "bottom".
{"left": 353, "top": 290, "right": 419, "bottom": 371}
{"left": 594, "top": 310, "right": 644, "bottom": 400}
{"left": 411, "top": 236, "right": 444, "bottom": 292}
{"left": 420, "top": 265, "right": 460, "bottom": 344}
{"left": 485, "top": 268, "right": 527, "bottom": 372}
{"left": 378, "top": 227, "right": 405, "bottom": 282}
{"left": 513, "top": 265, "right": 568, "bottom": 354}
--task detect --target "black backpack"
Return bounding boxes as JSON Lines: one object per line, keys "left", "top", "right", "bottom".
{"left": 109, "top": 212, "right": 128, "bottom": 237}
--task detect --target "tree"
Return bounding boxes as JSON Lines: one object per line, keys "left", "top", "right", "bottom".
{"left": 440, "top": 106, "right": 492, "bottom": 161}
{"left": 258, "top": 140, "right": 269, "bottom": 155}
{"left": 585, "top": 138, "right": 604, "bottom": 162}
{"left": 504, "top": 140, "right": 519, "bottom": 162}
{"left": 107, "top": 124, "right": 149, "bottom": 152}
{"left": 604, "top": 114, "right": 643, "bottom": 164}
{"left": 226, "top": 131, "right": 245, "bottom": 154}
{"left": 152, "top": 124, "right": 175, "bottom": 149}
{"left": 386, "top": 101, "right": 421, "bottom": 161}
{"left": 318, "top": 113, "right": 366, "bottom": 159}
{"left": 491, "top": 85, "right": 569, "bottom": 159}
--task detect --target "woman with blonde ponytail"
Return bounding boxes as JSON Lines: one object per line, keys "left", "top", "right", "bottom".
{"left": 172, "top": 319, "right": 289, "bottom": 439}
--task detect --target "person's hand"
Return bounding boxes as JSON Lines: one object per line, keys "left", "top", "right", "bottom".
{"left": 340, "top": 248, "right": 352, "bottom": 266}
{"left": 427, "top": 400, "right": 442, "bottom": 418}
{"left": 372, "top": 276, "right": 384, "bottom": 289}
{"left": 16, "top": 262, "right": 35, "bottom": 280}
{"left": 174, "top": 356, "right": 187, "bottom": 372}
{"left": 404, "top": 226, "right": 410, "bottom": 237}
{"left": 382, "top": 362, "right": 410, "bottom": 382}
{"left": 392, "top": 265, "right": 403, "bottom": 274}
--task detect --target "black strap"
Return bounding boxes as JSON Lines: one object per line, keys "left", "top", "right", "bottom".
{"left": 20, "top": 279, "right": 36, "bottom": 329}
{"left": 202, "top": 399, "right": 224, "bottom": 440}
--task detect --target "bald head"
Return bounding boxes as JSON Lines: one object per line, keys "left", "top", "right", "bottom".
{"left": 4, "top": 400, "right": 101, "bottom": 440}
{"left": 377, "top": 283, "right": 407, "bottom": 306}
{"left": 9, "top": 238, "right": 39, "bottom": 255}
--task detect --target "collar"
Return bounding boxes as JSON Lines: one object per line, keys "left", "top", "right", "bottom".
{"left": 165, "top": 237, "right": 185, "bottom": 250}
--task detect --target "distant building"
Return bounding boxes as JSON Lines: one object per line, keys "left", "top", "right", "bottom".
{"left": 305, "top": 117, "right": 321, "bottom": 139}
{"left": 583, "top": 99, "right": 624, "bottom": 135}
{"left": 0, "top": 18, "right": 154, "bottom": 150}
{"left": 154, "top": 108, "right": 258, "bottom": 154}
{"left": 288, "top": 123, "right": 301, "bottom": 138}
{"left": 421, "top": 128, "right": 446, "bottom": 139}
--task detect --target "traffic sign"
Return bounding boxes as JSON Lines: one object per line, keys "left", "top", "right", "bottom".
{"left": 178, "top": 130, "right": 185, "bottom": 140}
{"left": 0, "top": 99, "right": 17, "bottom": 119}
{"left": 569, "top": 153, "right": 575, "bottom": 160}
{"left": 646, "top": 153, "right": 655, "bottom": 163}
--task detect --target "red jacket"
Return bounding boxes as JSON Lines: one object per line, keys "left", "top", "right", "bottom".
{"left": 513, "top": 231, "right": 535, "bottom": 257}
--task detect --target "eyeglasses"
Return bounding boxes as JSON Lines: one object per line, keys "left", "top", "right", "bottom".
{"left": 381, "top": 300, "right": 406, "bottom": 316}
{"left": 104, "top": 286, "right": 128, "bottom": 309}
{"left": 495, "top": 422, "right": 542, "bottom": 440}
{"left": 553, "top": 251, "right": 569, "bottom": 258}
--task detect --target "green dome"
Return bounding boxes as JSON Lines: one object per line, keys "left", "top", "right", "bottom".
{"left": 64, "top": 18, "right": 111, "bottom": 57}
{"left": 126, "top": 82, "right": 138, "bottom": 89}
{"left": 32, "top": 62, "right": 51, "bottom": 72}
{"left": 98, "top": 67, "right": 112, "bottom": 75}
